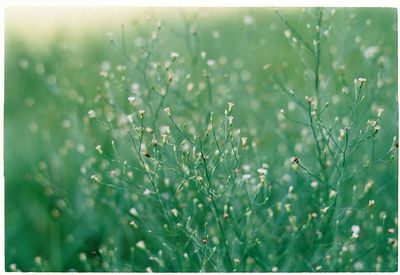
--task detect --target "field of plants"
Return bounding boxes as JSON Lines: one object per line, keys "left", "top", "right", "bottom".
{"left": 5, "top": 7, "right": 398, "bottom": 272}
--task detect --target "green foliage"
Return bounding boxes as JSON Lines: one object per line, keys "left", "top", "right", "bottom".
{"left": 5, "top": 8, "right": 398, "bottom": 272}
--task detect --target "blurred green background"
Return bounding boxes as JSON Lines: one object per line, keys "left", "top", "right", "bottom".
{"left": 5, "top": 7, "right": 398, "bottom": 271}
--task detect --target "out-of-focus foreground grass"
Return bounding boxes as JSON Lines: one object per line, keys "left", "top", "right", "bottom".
{"left": 5, "top": 7, "right": 398, "bottom": 272}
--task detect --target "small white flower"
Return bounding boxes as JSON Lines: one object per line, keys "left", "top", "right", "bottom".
{"left": 358, "top": 77, "right": 367, "bottom": 84}
{"left": 88, "top": 110, "right": 96, "bottom": 118}
{"left": 131, "top": 83, "right": 140, "bottom": 93}
{"left": 207, "top": 59, "right": 216, "bottom": 66}
{"left": 310, "top": 212, "right": 318, "bottom": 218}
{"left": 241, "top": 136, "right": 248, "bottom": 147}
{"left": 363, "top": 45, "right": 380, "bottom": 59}
{"left": 128, "top": 96, "right": 136, "bottom": 104}
{"left": 90, "top": 175, "right": 100, "bottom": 183}
{"left": 143, "top": 189, "right": 151, "bottom": 196}
{"left": 170, "top": 52, "right": 179, "bottom": 60}
{"left": 228, "top": 102, "right": 234, "bottom": 112}
{"left": 187, "top": 82, "right": 194, "bottom": 92}
{"left": 339, "top": 129, "right": 346, "bottom": 141}
{"left": 34, "top": 256, "right": 42, "bottom": 265}
{"left": 263, "top": 64, "right": 271, "bottom": 70}
{"left": 353, "top": 261, "right": 364, "bottom": 271}
{"left": 352, "top": 225, "right": 360, "bottom": 233}
{"left": 95, "top": 145, "right": 103, "bottom": 154}
{"left": 136, "top": 240, "right": 146, "bottom": 249}
{"left": 160, "top": 125, "right": 170, "bottom": 135}
{"left": 164, "top": 107, "right": 171, "bottom": 116}
{"left": 368, "top": 200, "right": 375, "bottom": 208}
{"left": 242, "top": 174, "right": 252, "bottom": 181}
{"left": 364, "top": 179, "right": 374, "bottom": 193}
{"left": 129, "top": 207, "right": 138, "bottom": 217}
{"left": 321, "top": 207, "right": 329, "bottom": 214}
{"left": 377, "top": 108, "right": 384, "bottom": 117}
{"left": 127, "top": 114, "right": 133, "bottom": 123}
{"left": 130, "top": 220, "right": 138, "bottom": 228}
{"left": 351, "top": 225, "right": 360, "bottom": 238}
{"left": 167, "top": 72, "right": 174, "bottom": 82}
{"left": 257, "top": 168, "right": 268, "bottom": 175}
{"left": 171, "top": 208, "right": 179, "bottom": 217}
{"left": 311, "top": 181, "right": 318, "bottom": 188}
{"left": 228, "top": 116, "right": 234, "bottom": 125}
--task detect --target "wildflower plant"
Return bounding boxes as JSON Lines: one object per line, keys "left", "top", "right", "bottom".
{"left": 5, "top": 7, "right": 397, "bottom": 272}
